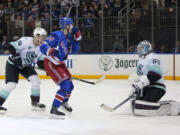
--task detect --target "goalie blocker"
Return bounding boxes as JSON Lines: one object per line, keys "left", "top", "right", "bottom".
{"left": 132, "top": 100, "right": 180, "bottom": 116}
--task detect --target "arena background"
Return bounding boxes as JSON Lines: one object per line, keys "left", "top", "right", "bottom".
{"left": 0, "top": 0, "right": 179, "bottom": 80}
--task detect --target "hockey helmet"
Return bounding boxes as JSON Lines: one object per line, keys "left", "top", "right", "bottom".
{"left": 137, "top": 40, "right": 152, "bottom": 57}
{"left": 59, "top": 17, "right": 73, "bottom": 29}
{"left": 33, "top": 27, "right": 47, "bottom": 37}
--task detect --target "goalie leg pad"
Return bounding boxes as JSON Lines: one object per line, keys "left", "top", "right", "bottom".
{"left": 158, "top": 100, "right": 180, "bottom": 116}
{"left": 132, "top": 100, "right": 180, "bottom": 116}
{"left": 132, "top": 100, "right": 160, "bottom": 116}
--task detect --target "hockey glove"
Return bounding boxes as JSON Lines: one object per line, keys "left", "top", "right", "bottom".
{"left": 11, "top": 53, "right": 22, "bottom": 68}
{"left": 48, "top": 48, "right": 60, "bottom": 58}
{"left": 131, "top": 75, "right": 150, "bottom": 98}
{"left": 132, "top": 75, "right": 150, "bottom": 90}
{"left": 128, "top": 74, "right": 140, "bottom": 85}
{"left": 129, "top": 85, "right": 142, "bottom": 99}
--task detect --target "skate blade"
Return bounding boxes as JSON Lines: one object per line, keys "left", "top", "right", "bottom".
{"left": 0, "top": 110, "right": 6, "bottom": 115}
{"left": 32, "top": 106, "right": 46, "bottom": 111}
{"left": 49, "top": 114, "right": 65, "bottom": 119}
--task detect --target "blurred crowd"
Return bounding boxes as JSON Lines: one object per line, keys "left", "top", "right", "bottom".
{"left": 0, "top": 0, "right": 179, "bottom": 54}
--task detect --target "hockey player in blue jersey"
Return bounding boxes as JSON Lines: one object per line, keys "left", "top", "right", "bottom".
{"left": 40, "top": 17, "right": 81, "bottom": 118}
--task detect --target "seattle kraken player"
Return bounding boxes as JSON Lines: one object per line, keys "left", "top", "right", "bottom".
{"left": 129, "top": 40, "right": 180, "bottom": 116}
{"left": 0, "top": 27, "right": 47, "bottom": 114}
{"left": 40, "top": 17, "right": 81, "bottom": 118}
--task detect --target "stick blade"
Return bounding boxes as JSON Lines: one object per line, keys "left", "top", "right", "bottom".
{"left": 100, "top": 104, "right": 114, "bottom": 112}
{"left": 95, "top": 75, "right": 105, "bottom": 84}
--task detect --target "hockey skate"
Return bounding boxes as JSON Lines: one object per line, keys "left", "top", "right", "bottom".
{"left": 50, "top": 107, "right": 65, "bottom": 119}
{"left": 31, "top": 102, "right": 46, "bottom": 111}
{"left": 62, "top": 102, "right": 73, "bottom": 113}
{"left": 0, "top": 106, "right": 7, "bottom": 114}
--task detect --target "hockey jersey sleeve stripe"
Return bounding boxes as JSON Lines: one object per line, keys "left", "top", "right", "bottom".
{"left": 148, "top": 65, "right": 162, "bottom": 76}
{"left": 148, "top": 85, "right": 166, "bottom": 90}
{"left": 10, "top": 42, "right": 20, "bottom": 53}
{"left": 37, "top": 56, "right": 44, "bottom": 61}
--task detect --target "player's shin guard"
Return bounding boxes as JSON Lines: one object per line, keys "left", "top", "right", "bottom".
{"left": 132, "top": 100, "right": 180, "bottom": 116}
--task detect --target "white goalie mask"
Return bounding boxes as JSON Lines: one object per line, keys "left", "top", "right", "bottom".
{"left": 33, "top": 27, "right": 47, "bottom": 45}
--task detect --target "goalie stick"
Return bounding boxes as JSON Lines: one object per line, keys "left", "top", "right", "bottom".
{"left": 30, "top": 66, "right": 105, "bottom": 85}
{"left": 100, "top": 94, "right": 134, "bottom": 112}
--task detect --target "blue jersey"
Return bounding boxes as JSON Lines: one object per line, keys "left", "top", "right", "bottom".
{"left": 40, "top": 28, "right": 81, "bottom": 64}
{"left": 40, "top": 31, "right": 69, "bottom": 62}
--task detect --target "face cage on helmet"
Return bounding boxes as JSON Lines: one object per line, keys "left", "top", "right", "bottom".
{"left": 137, "top": 44, "right": 151, "bottom": 58}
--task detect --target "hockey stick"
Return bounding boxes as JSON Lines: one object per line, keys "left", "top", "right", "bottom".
{"left": 73, "top": 75, "right": 105, "bottom": 85}
{"left": 100, "top": 94, "right": 134, "bottom": 112}
{"left": 30, "top": 66, "right": 105, "bottom": 85}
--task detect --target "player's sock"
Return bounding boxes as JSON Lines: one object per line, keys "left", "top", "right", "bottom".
{"left": 62, "top": 93, "right": 73, "bottom": 112}
{"left": 52, "top": 89, "right": 66, "bottom": 108}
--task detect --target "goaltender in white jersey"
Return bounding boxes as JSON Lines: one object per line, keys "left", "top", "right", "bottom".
{"left": 0, "top": 27, "right": 47, "bottom": 114}
{"left": 129, "top": 40, "right": 180, "bottom": 116}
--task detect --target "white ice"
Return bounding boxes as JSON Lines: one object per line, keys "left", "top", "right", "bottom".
{"left": 0, "top": 79, "right": 180, "bottom": 135}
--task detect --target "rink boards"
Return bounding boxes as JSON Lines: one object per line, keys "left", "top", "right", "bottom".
{"left": 0, "top": 54, "right": 179, "bottom": 80}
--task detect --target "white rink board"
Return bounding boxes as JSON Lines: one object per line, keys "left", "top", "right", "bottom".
{"left": 0, "top": 54, "right": 178, "bottom": 76}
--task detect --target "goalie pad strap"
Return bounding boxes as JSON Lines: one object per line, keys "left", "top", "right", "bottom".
{"left": 134, "top": 100, "right": 160, "bottom": 110}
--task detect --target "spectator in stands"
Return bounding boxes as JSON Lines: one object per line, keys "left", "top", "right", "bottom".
{"left": 52, "top": 5, "right": 60, "bottom": 18}
{"left": 15, "top": 15, "right": 23, "bottom": 29}
{"left": 32, "top": 0, "right": 40, "bottom": 12}
{"left": 60, "top": 0, "right": 69, "bottom": 14}
{"left": 0, "top": 35, "right": 8, "bottom": 54}
{"left": 165, "top": 0, "right": 176, "bottom": 7}
{"left": 25, "top": 15, "right": 35, "bottom": 35}
{"left": 112, "top": 36, "right": 125, "bottom": 53}
{"left": 112, "top": 0, "right": 126, "bottom": 16}
{"left": 13, "top": 0, "right": 19, "bottom": 10}
{"left": 35, "top": 15, "right": 42, "bottom": 28}
{"left": 83, "top": 12, "right": 95, "bottom": 38}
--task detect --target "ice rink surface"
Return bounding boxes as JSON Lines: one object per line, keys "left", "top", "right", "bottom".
{"left": 0, "top": 79, "right": 180, "bottom": 135}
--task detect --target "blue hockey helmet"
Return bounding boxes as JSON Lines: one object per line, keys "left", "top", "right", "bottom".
{"left": 59, "top": 17, "right": 73, "bottom": 29}
{"left": 137, "top": 40, "right": 152, "bottom": 57}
